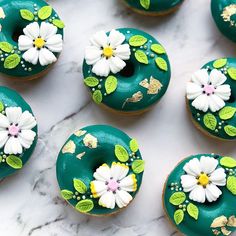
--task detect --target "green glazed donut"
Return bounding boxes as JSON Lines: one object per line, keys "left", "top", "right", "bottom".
{"left": 123, "top": 0, "right": 184, "bottom": 16}
{"left": 0, "top": 0, "right": 64, "bottom": 79}
{"left": 83, "top": 28, "right": 171, "bottom": 114}
{"left": 186, "top": 58, "right": 236, "bottom": 140}
{"left": 0, "top": 86, "right": 38, "bottom": 179}
{"left": 211, "top": 0, "right": 236, "bottom": 42}
{"left": 163, "top": 154, "right": 236, "bottom": 236}
{"left": 56, "top": 125, "right": 144, "bottom": 215}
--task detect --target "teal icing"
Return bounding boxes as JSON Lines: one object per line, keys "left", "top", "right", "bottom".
{"left": 83, "top": 28, "right": 171, "bottom": 113}
{"left": 56, "top": 125, "right": 144, "bottom": 215}
{"left": 163, "top": 154, "right": 236, "bottom": 236}
{"left": 0, "top": 86, "right": 38, "bottom": 179}
{"left": 0, "top": 0, "right": 64, "bottom": 78}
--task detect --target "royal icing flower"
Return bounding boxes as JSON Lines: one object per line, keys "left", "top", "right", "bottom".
{"left": 0, "top": 107, "right": 37, "bottom": 155}
{"left": 181, "top": 156, "right": 226, "bottom": 203}
{"left": 85, "top": 29, "right": 131, "bottom": 77}
{"left": 18, "top": 22, "right": 63, "bottom": 66}
{"left": 90, "top": 162, "right": 137, "bottom": 209}
{"left": 186, "top": 69, "right": 231, "bottom": 112}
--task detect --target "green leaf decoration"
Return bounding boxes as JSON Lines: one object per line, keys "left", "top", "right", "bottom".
{"left": 0, "top": 156, "right": 2, "bottom": 163}
{"left": 73, "top": 179, "right": 87, "bottom": 194}
{"left": 84, "top": 77, "right": 99, "bottom": 87}
{"left": 155, "top": 57, "right": 168, "bottom": 71}
{"left": 105, "top": 76, "right": 118, "bottom": 94}
{"left": 169, "top": 192, "right": 186, "bottom": 206}
{"left": 132, "top": 160, "right": 145, "bottom": 174}
{"left": 187, "top": 203, "right": 199, "bottom": 220}
{"left": 213, "top": 58, "right": 227, "bottom": 69}
{"left": 38, "top": 6, "right": 52, "bottom": 20}
{"left": 52, "top": 19, "right": 65, "bottom": 29}
{"left": 130, "top": 139, "right": 139, "bottom": 152}
{"left": 61, "top": 190, "right": 74, "bottom": 200}
{"left": 203, "top": 113, "right": 217, "bottom": 131}
{"left": 75, "top": 199, "right": 94, "bottom": 213}
{"left": 6, "top": 155, "right": 22, "bottom": 169}
{"left": 227, "top": 176, "right": 236, "bottom": 195}
{"left": 0, "top": 101, "right": 4, "bottom": 112}
{"left": 135, "top": 50, "right": 148, "bottom": 64}
{"left": 224, "top": 125, "right": 236, "bottom": 137}
{"left": 4, "top": 54, "right": 20, "bottom": 69}
{"left": 0, "top": 42, "right": 13, "bottom": 53}
{"left": 219, "top": 106, "right": 236, "bottom": 120}
{"left": 140, "top": 0, "right": 150, "bottom": 9}
{"left": 151, "top": 44, "right": 166, "bottom": 54}
{"left": 92, "top": 90, "right": 102, "bottom": 104}
{"left": 227, "top": 67, "right": 236, "bottom": 80}
{"left": 20, "top": 9, "right": 34, "bottom": 21}
{"left": 174, "top": 209, "right": 184, "bottom": 225}
{"left": 115, "top": 144, "right": 129, "bottom": 162}
{"left": 129, "top": 35, "right": 147, "bottom": 47}
{"left": 220, "top": 156, "right": 236, "bottom": 168}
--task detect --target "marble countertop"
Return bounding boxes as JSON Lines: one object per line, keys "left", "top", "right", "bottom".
{"left": 0, "top": 0, "right": 236, "bottom": 235}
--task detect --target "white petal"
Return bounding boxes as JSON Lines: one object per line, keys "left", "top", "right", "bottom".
{"left": 119, "top": 174, "right": 137, "bottom": 192}
{"left": 108, "top": 29, "right": 125, "bottom": 48}
{"left": 39, "top": 48, "right": 57, "bottom": 66}
{"left": 0, "top": 130, "right": 8, "bottom": 148}
{"left": 214, "top": 84, "right": 231, "bottom": 101}
{"left": 186, "top": 82, "right": 203, "bottom": 100}
{"left": 191, "top": 69, "right": 209, "bottom": 86}
{"left": 40, "top": 22, "right": 57, "bottom": 40}
{"left": 111, "top": 162, "right": 129, "bottom": 181}
{"left": 4, "top": 137, "right": 22, "bottom": 154}
{"left": 189, "top": 185, "right": 206, "bottom": 203}
{"left": 183, "top": 158, "right": 201, "bottom": 177}
{"left": 90, "top": 180, "right": 107, "bottom": 198}
{"left": 109, "top": 56, "right": 126, "bottom": 74}
{"left": 200, "top": 156, "right": 218, "bottom": 174}
{"left": 90, "top": 31, "right": 108, "bottom": 48}
{"left": 114, "top": 44, "right": 130, "bottom": 60}
{"left": 23, "top": 22, "right": 40, "bottom": 39}
{"left": 22, "top": 47, "right": 39, "bottom": 65}
{"left": 94, "top": 164, "right": 111, "bottom": 181}
{"left": 45, "top": 34, "right": 63, "bottom": 52}
{"left": 205, "top": 184, "right": 222, "bottom": 202}
{"left": 208, "top": 94, "right": 225, "bottom": 112}
{"left": 18, "top": 111, "right": 37, "bottom": 130}
{"left": 209, "top": 168, "right": 226, "bottom": 186}
{"left": 92, "top": 57, "right": 110, "bottom": 77}
{"left": 85, "top": 46, "right": 102, "bottom": 65}
{"left": 210, "top": 69, "right": 227, "bottom": 86}
{"left": 18, "top": 35, "right": 33, "bottom": 51}
{"left": 5, "top": 107, "right": 22, "bottom": 124}
{"left": 181, "top": 175, "right": 198, "bottom": 192}
{"left": 115, "top": 190, "right": 132, "bottom": 208}
{"left": 18, "top": 130, "right": 36, "bottom": 148}
{"left": 0, "top": 113, "right": 10, "bottom": 128}
{"left": 98, "top": 191, "right": 116, "bottom": 209}
{"left": 192, "top": 94, "right": 209, "bottom": 112}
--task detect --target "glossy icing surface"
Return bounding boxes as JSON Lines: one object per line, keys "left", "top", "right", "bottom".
{"left": 83, "top": 28, "right": 171, "bottom": 113}
{"left": 163, "top": 154, "right": 236, "bottom": 236}
{"left": 56, "top": 125, "right": 144, "bottom": 215}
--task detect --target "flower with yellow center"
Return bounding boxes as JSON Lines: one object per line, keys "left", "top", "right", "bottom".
{"left": 198, "top": 173, "right": 209, "bottom": 187}
{"left": 34, "top": 37, "right": 45, "bottom": 49}
{"left": 103, "top": 46, "right": 113, "bottom": 58}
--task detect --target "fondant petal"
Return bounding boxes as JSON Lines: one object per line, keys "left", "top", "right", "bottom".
{"left": 39, "top": 48, "right": 57, "bottom": 66}
{"left": 200, "top": 156, "right": 218, "bottom": 175}
{"left": 4, "top": 136, "right": 22, "bottom": 154}
{"left": 186, "top": 82, "right": 203, "bottom": 100}
{"left": 85, "top": 46, "right": 102, "bottom": 65}
{"left": 183, "top": 158, "right": 201, "bottom": 177}
{"left": 18, "top": 111, "right": 37, "bottom": 130}
{"left": 109, "top": 56, "right": 126, "bottom": 74}
{"left": 92, "top": 57, "right": 110, "bottom": 77}
{"left": 40, "top": 22, "right": 57, "bottom": 40}
{"left": 205, "top": 184, "right": 222, "bottom": 202}
{"left": 181, "top": 174, "right": 198, "bottom": 192}
{"left": 90, "top": 31, "right": 108, "bottom": 48}
{"left": 111, "top": 162, "right": 129, "bottom": 181}
{"left": 108, "top": 29, "right": 125, "bottom": 48}
{"left": 209, "top": 168, "right": 226, "bottom": 186}
{"left": 22, "top": 47, "right": 39, "bottom": 65}
{"left": 191, "top": 69, "right": 209, "bottom": 86}
{"left": 119, "top": 174, "right": 137, "bottom": 192}
{"left": 210, "top": 69, "right": 227, "bottom": 86}
{"left": 0, "top": 113, "right": 10, "bottom": 128}
{"left": 0, "top": 130, "right": 8, "bottom": 148}
{"left": 214, "top": 84, "right": 231, "bottom": 101}
{"left": 208, "top": 94, "right": 225, "bottom": 112}
{"left": 90, "top": 180, "right": 107, "bottom": 198}
{"left": 94, "top": 164, "right": 111, "bottom": 181}
{"left": 189, "top": 185, "right": 206, "bottom": 203}
{"left": 114, "top": 44, "right": 130, "bottom": 60}
{"left": 23, "top": 22, "right": 40, "bottom": 39}
{"left": 18, "top": 35, "right": 33, "bottom": 51}
{"left": 115, "top": 190, "right": 132, "bottom": 208}
{"left": 192, "top": 94, "right": 209, "bottom": 112}
{"left": 45, "top": 34, "right": 63, "bottom": 52}
{"left": 18, "top": 130, "right": 36, "bottom": 148}
{"left": 98, "top": 191, "right": 115, "bottom": 209}
{"left": 5, "top": 107, "right": 22, "bottom": 124}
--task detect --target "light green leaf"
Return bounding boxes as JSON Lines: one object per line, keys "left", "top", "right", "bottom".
{"left": 73, "top": 179, "right": 87, "bottom": 194}
{"left": 174, "top": 209, "right": 184, "bottom": 225}
{"left": 75, "top": 199, "right": 94, "bottom": 213}
{"left": 219, "top": 106, "right": 236, "bottom": 120}
{"left": 115, "top": 144, "right": 129, "bottom": 162}
{"left": 0, "top": 156, "right": 2, "bottom": 163}
{"left": 169, "top": 192, "right": 186, "bottom": 206}
{"left": 52, "top": 19, "right": 65, "bottom": 29}
{"left": 228, "top": 67, "right": 236, "bottom": 80}
{"left": 0, "top": 42, "right": 13, "bottom": 53}
{"left": 0, "top": 101, "right": 4, "bottom": 112}
{"left": 4, "top": 54, "right": 21, "bottom": 69}
{"left": 224, "top": 125, "right": 236, "bottom": 137}
{"left": 92, "top": 90, "right": 102, "bottom": 104}
{"left": 151, "top": 44, "right": 166, "bottom": 54}
{"left": 84, "top": 77, "right": 99, "bottom": 87}
{"left": 155, "top": 57, "right": 168, "bottom": 71}
{"left": 227, "top": 176, "right": 236, "bottom": 195}
{"left": 220, "top": 156, "right": 236, "bottom": 168}
{"left": 187, "top": 203, "right": 199, "bottom": 220}
{"left": 140, "top": 0, "right": 150, "bottom": 9}
{"left": 6, "top": 155, "right": 22, "bottom": 169}
{"left": 38, "top": 6, "right": 52, "bottom": 20}
{"left": 132, "top": 160, "right": 145, "bottom": 174}
{"left": 20, "top": 9, "right": 34, "bottom": 21}
{"left": 135, "top": 50, "right": 148, "bottom": 64}
{"left": 129, "top": 35, "right": 147, "bottom": 47}
{"left": 203, "top": 113, "right": 217, "bottom": 131}
{"left": 130, "top": 139, "right": 139, "bottom": 152}
{"left": 213, "top": 58, "right": 227, "bottom": 69}
{"left": 61, "top": 190, "right": 74, "bottom": 200}
{"left": 105, "top": 76, "right": 118, "bottom": 94}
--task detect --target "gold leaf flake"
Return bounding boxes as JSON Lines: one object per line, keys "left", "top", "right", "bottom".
{"left": 83, "top": 134, "right": 97, "bottom": 149}
{"left": 122, "top": 91, "right": 143, "bottom": 108}
{"left": 74, "top": 130, "right": 87, "bottom": 137}
{"left": 76, "top": 152, "right": 86, "bottom": 160}
{"left": 227, "top": 216, "right": 236, "bottom": 227}
{"left": 62, "top": 140, "right": 76, "bottom": 154}
{"left": 212, "top": 229, "right": 221, "bottom": 235}
{"left": 211, "top": 216, "right": 228, "bottom": 228}
{"left": 139, "top": 79, "right": 149, "bottom": 89}
{"left": 221, "top": 227, "right": 232, "bottom": 236}
{"left": 0, "top": 8, "right": 5, "bottom": 19}
{"left": 139, "top": 76, "right": 163, "bottom": 95}
{"left": 221, "top": 4, "right": 236, "bottom": 24}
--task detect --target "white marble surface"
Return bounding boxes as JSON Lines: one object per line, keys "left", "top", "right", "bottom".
{"left": 0, "top": 0, "right": 236, "bottom": 235}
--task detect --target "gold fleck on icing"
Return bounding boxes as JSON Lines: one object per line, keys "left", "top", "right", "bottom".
{"left": 83, "top": 134, "right": 98, "bottom": 149}
{"left": 74, "top": 130, "right": 87, "bottom": 137}
{"left": 0, "top": 7, "right": 5, "bottom": 19}
{"left": 122, "top": 91, "right": 143, "bottom": 108}
{"left": 76, "top": 152, "right": 86, "bottom": 160}
{"left": 211, "top": 215, "right": 236, "bottom": 235}
{"left": 139, "top": 76, "right": 163, "bottom": 94}
{"left": 62, "top": 140, "right": 76, "bottom": 154}
{"left": 221, "top": 4, "right": 236, "bottom": 26}
{"left": 228, "top": 216, "right": 236, "bottom": 227}
{"left": 211, "top": 216, "right": 228, "bottom": 228}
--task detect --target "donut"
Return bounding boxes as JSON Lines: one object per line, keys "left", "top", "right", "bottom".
{"left": 122, "top": 0, "right": 184, "bottom": 16}
{"left": 56, "top": 125, "right": 144, "bottom": 215}
{"left": 0, "top": 0, "right": 64, "bottom": 80}
{"left": 163, "top": 154, "right": 236, "bottom": 236}
{"left": 0, "top": 86, "right": 37, "bottom": 179}
{"left": 185, "top": 58, "right": 236, "bottom": 140}
{"left": 83, "top": 28, "right": 171, "bottom": 114}
{"left": 211, "top": 0, "right": 236, "bottom": 42}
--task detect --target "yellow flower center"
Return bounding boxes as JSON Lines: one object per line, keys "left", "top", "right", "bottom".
{"left": 103, "top": 46, "right": 113, "bottom": 58}
{"left": 198, "top": 173, "right": 209, "bottom": 187}
{"left": 34, "top": 37, "right": 45, "bottom": 49}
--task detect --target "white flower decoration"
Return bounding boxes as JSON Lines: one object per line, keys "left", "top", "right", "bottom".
{"left": 85, "top": 29, "right": 131, "bottom": 77}
{"left": 90, "top": 162, "right": 137, "bottom": 209}
{"left": 186, "top": 69, "right": 231, "bottom": 112}
{"left": 18, "top": 22, "right": 63, "bottom": 66}
{"left": 0, "top": 107, "right": 37, "bottom": 155}
{"left": 181, "top": 156, "right": 226, "bottom": 203}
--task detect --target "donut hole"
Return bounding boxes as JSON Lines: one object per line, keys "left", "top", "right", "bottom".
{"left": 12, "top": 27, "right": 24, "bottom": 42}
{"left": 92, "top": 159, "right": 106, "bottom": 172}
{"left": 228, "top": 93, "right": 235, "bottom": 103}
{"left": 119, "top": 60, "right": 135, "bottom": 77}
